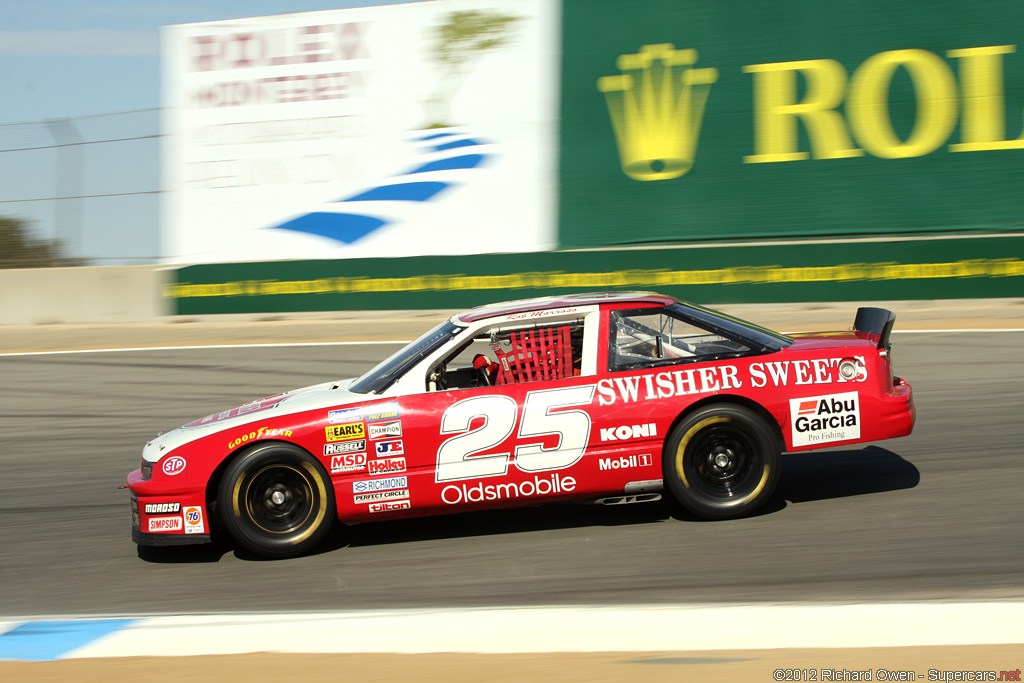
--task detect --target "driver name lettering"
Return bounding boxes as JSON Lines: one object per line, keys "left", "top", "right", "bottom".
{"left": 598, "top": 357, "right": 867, "bottom": 406}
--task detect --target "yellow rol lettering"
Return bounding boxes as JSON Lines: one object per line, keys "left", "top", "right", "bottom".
{"left": 848, "top": 48, "right": 958, "bottom": 158}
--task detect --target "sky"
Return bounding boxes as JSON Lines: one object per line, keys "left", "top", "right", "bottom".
{"left": 0, "top": 0, "right": 420, "bottom": 264}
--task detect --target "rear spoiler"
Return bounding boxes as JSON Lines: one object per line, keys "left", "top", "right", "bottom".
{"left": 853, "top": 307, "right": 896, "bottom": 355}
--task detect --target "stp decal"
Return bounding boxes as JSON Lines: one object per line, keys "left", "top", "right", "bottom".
{"left": 162, "top": 456, "right": 186, "bottom": 476}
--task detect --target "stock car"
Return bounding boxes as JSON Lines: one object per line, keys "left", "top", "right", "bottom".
{"left": 126, "top": 291, "right": 915, "bottom": 558}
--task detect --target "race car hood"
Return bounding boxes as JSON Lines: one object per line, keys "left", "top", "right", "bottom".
{"left": 141, "top": 378, "right": 365, "bottom": 462}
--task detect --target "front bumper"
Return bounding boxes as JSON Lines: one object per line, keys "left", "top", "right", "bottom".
{"left": 129, "top": 476, "right": 212, "bottom": 547}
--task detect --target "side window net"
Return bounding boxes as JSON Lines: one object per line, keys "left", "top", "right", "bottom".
{"left": 492, "top": 325, "right": 578, "bottom": 385}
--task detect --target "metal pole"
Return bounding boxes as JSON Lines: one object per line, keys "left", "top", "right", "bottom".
{"left": 43, "top": 117, "right": 84, "bottom": 263}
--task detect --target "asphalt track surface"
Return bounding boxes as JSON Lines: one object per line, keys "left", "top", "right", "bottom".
{"left": 1, "top": 331, "right": 1022, "bottom": 617}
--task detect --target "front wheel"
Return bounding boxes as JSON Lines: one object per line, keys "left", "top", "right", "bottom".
{"left": 663, "top": 404, "right": 781, "bottom": 520}
{"left": 218, "top": 443, "right": 335, "bottom": 558}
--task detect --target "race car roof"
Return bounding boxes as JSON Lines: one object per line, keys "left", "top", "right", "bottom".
{"left": 456, "top": 291, "right": 676, "bottom": 323}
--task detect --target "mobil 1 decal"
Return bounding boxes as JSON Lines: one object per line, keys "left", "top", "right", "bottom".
{"left": 790, "top": 391, "right": 860, "bottom": 447}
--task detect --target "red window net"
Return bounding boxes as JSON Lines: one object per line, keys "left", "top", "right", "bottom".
{"left": 494, "top": 326, "right": 573, "bottom": 385}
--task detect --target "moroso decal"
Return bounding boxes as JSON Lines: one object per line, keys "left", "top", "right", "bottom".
{"left": 144, "top": 502, "right": 181, "bottom": 514}
{"left": 790, "top": 391, "right": 860, "bottom": 447}
{"left": 326, "top": 423, "right": 366, "bottom": 442}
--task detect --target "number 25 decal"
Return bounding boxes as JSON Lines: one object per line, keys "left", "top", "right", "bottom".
{"left": 435, "top": 385, "right": 595, "bottom": 483}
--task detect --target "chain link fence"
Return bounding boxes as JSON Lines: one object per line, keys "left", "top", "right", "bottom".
{"left": 0, "top": 108, "right": 161, "bottom": 267}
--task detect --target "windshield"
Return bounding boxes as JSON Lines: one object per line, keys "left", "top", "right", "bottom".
{"left": 349, "top": 320, "right": 462, "bottom": 394}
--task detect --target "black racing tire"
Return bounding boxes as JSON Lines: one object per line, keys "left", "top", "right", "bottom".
{"left": 218, "top": 442, "right": 335, "bottom": 559}
{"left": 663, "top": 403, "right": 781, "bottom": 520}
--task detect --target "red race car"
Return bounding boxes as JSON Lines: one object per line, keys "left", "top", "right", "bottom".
{"left": 126, "top": 292, "right": 915, "bottom": 558}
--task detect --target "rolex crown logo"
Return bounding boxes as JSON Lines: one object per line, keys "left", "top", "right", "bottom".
{"left": 598, "top": 44, "right": 718, "bottom": 181}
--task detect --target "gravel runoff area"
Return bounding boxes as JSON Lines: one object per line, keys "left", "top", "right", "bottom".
{"left": 2, "top": 298, "right": 1023, "bottom": 354}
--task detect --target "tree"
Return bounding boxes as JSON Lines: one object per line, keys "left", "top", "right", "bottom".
{"left": 424, "top": 10, "right": 521, "bottom": 128}
{"left": 0, "top": 216, "right": 81, "bottom": 269}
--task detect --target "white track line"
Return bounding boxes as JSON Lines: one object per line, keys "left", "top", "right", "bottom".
{"left": 50, "top": 601, "right": 1024, "bottom": 658}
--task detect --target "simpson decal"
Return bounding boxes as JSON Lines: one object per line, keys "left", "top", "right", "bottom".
{"left": 148, "top": 516, "right": 183, "bottom": 532}
{"left": 790, "top": 391, "right": 861, "bottom": 447}
{"left": 326, "top": 423, "right": 366, "bottom": 442}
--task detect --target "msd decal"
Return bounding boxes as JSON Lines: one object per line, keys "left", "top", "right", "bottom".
{"left": 369, "top": 456, "right": 406, "bottom": 475}
{"left": 330, "top": 452, "right": 368, "bottom": 474}
{"left": 375, "top": 439, "right": 404, "bottom": 456}
{"left": 599, "top": 423, "right": 657, "bottom": 441}
{"left": 326, "top": 423, "right": 366, "bottom": 442}
{"left": 790, "top": 391, "right": 861, "bottom": 447}
{"left": 598, "top": 454, "right": 653, "bottom": 470}
{"left": 183, "top": 506, "right": 205, "bottom": 534}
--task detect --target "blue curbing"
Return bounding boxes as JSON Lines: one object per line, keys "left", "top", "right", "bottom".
{"left": 0, "top": 619, "right": 137, "bottom": 662}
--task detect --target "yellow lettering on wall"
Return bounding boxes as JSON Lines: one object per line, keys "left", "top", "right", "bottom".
{"left": 948, "top": 45, "right": 1024, "bottom": 151}
{"left": 847, "top": 49, "right": 958, "bottom": 159}
{"left": 744, "top": 59, "right": 862, "bottom": 163}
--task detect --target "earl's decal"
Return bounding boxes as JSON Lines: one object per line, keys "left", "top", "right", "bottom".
{"left": 326, "top": 423, "right": 366, "bottom": 442}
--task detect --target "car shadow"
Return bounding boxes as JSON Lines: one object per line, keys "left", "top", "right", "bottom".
{"left": 137, "top": 445, "right": 919, "bottom": 562}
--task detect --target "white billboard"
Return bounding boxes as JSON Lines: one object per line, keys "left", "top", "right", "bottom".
{"left": 162, "top": 0, "right": 558, "bottom": 263}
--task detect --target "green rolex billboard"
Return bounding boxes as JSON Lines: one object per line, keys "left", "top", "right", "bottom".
{"left": 558, "top": 0, "right": 1024, "bottom": 248}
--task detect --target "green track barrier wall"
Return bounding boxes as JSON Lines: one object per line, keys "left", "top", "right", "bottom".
{"left": 558, "top": 0, "right": 1024, "bottom": 248}
{"left": 169, "top": 235, "right": 1024, "bottom": 314}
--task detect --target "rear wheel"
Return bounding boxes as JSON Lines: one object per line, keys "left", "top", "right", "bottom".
{"left": 663, "top": 404, "right": 781, "bottom": 519}
{"left": 218, "top": 443, "right": 335, "bottom": 558}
